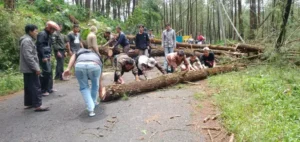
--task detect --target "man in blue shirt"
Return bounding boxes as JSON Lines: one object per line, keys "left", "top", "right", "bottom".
{"left": 113, "top": 26, "right": 130, "bottom": 54}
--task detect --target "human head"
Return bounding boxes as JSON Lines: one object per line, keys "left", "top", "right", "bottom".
{"left": 203, "top": 47, "right": 210, "bottom": 56}
{"left": 190, "top": 54, "right": 197, "bottom": 61}
{"left": 124, "top": 59, "right": 135, "bottom": 70}
{"left": 25, "top": 24, "right": 38, "bottom": 39}
{"left": 116, "top": 26, "right": 121, "bottom": 33}
{"left": 198, "top": 32, "right": 201, "bottom": 35}
{"left": 90, "top": 26, "right": 97, "bottom": 33}
{"left": 138, "top": 25, "right": 144, "bottom": 33}
{"left": 165, "top": 23, "right": 171, "bottom": 30}
{"left": 45, "top": 21, "right": 60, "bottom": 34}
{"left": 147, "top": 57, "right": 157, "bottom": 68}
{"left": 177, "top": 50, "right": 185, "bottom": 59}
{"left": 73, "top": 24, "right": 80, "bottom": 33}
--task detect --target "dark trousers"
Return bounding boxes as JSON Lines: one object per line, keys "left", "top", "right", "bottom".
{"left": 54, "top": 50, "right": 65, "bottom": 80}
{"left": 24, "top": 73, "right": 42, "bottom": 107}
{"left": 39, "top": 60, "right": 53, "bottom": 93}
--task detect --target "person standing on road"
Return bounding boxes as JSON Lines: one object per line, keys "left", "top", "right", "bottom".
{"left": 68, "top": 24, "right": 83, "bottom": 55}
{"left": 135, "top": 25, "right": 150, "bottom": 56}
{"left": 114, "top": 53, "right": 140, "bottom": 84}
{"left": 52, "top": 23, "right": 70, "bottom": 80}
{"left": 63, "top": 48, "right": 103, "bottom": 117}
{"left": 136, "top": 55, "right": 166, "bottom": 80}
{"left": 20, "top": 24, "right": 49, "bottom": 111}
{"left": 36, "top": 21, "right": 60, "bottom": 96}
{"left": 113, "top": 26, "right": 130, "bottom": 54}
{"left": 162, "top": 23, "right": 176, "bottom": 71}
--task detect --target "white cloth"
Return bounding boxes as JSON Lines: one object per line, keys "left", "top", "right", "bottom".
{"left": 137, "top": 55, "right": 149, "bottom": 70}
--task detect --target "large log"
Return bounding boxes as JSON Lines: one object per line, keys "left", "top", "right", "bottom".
{"left": 126, "top": 35, "right": 262, "bottom": 53}
{"left": 100, "top": 65, "right": 244, "bottom": 102}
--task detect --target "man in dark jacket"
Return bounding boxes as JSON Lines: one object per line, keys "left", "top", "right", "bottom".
{"left": 20, "top": 24, "right": 49, "bottom": 111}
{"left": 52, "top": 23, "right": 70, "bottom": 80}
{"left": 200, "top": 47, "right": 215, "bottom": 68}
{"left": 36, "top": 21, "right": 60, "bottom": 96}
{"left": 113, "top": 26, "right": 130, "bottom": 54}
{"left": 135, "top": 25, "right": 150, "bottom": 56}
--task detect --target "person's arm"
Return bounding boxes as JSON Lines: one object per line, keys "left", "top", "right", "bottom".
{"left": 161, "top": 31, "right": 164, "bottom": 47}
{"left": 183, "top": 56, "right": 189, "bottom": 69}
{"left": 132, "top": 63, "right": 140, "bottom": 81}
{"left": 155, "top": 63, "right": 167, "bottom": 74}
{"left": 115, "top": 61, "right": 123, "bottom": 80}
{"left": 63, "top": 54, "right": 76, "bottom": 77}
{"left": 146, "top": 33, "right": 150, "bottom": 47}
{"left": 135, "top": 33, "right": 138, "bottom": 48}
{"left": 173, "top": 30, "right": 176, "bottom": 48}
{"left": 36, "top": 33, "right": 46, "bottom": 60}
{"left": 103, "top": 37, "right": 114, "bottom": 47}
{"left": 113, "top": 34, "right": 123, "bottom": 49}
{"left": 91, "top": 35, "right": 99, "bottom": 54}
{"left": 22, "top": 40, "right": 40, "bottom": 72}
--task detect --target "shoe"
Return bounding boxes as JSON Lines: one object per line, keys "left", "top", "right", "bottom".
{"left": 48, "top": 89, "right": 58, "bottom": 93}
{"left": 42, "top": 92, "right": 50, "bottom": 96}
{"left": 34, "top": 106, "right": 49, "bottom": 112}
{"left": 89, "top": 111, "right": 95, "bottom": 117}
{"left": 95, "top": 101, "right": 99, "bottom": 106}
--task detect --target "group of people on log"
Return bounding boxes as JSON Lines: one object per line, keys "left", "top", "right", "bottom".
{"left": 19, "top": 21, "right": 215, "bottom": 117}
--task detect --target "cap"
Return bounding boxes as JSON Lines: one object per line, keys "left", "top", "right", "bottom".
{"left": 177, "top": 50, "right": 185, "bottom": 56}
{"left": 203, "top": 47, "right": 210, "bottom": 51}
{"left": 46, "top": 21, "right": 60, "bottom": 31}
{"left": 147, "top": 58, "right": 157, "bottom": 68}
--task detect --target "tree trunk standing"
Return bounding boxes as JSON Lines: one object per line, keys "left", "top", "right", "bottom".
{"left": 233, "top": 0, "right": 237, "bottom": 40}
{"left": 196, "top": 0, "right": 198, "bottom": 37}
{"left": 186, "top": 0, "right": 190, "bottom": 35}
{"left": 213, "top": 3, "right": 217, "bottom": 43}
{"left": 86, "top": 0, "right": 91, "bottom": 18}
{"left": 179, "top": 1, "right": 182, "bottom": 35}
{"left": 249, "top": 0, "right": 257, "bottom": 40}
{"left": 105, "top": 0, "right": 111, "bottom": 18}
{"left": 101, "top": 0, "right": 105, "bottom": 15}
{"left": 164, "top": 1, "right": 166, "bottom": 25}
{"left": 261, "top": 0, "right": 264, "bottom": 38}
{"left": 207, "top": 5, "right": 210, "bottom": 43}
{"left": 291, "top": 0, "right": 295, "bottom": 22}
{"left": 113, "top": 3, "right": 117, "bottom": 19}
{"left": 275, "top": 0, "right": 293, "bottom": 51}
{"left": 4, "top": 0, "right": 15, "bottom": 10}
{"left": 238, "top": 0, "right": 244, "bottom": 38}
{"left": 217, "top": 0, "right": 226, "bottom": 45}
{"left": 271, "top": 0, "right": 276, "bottom": 30}
{"left": 229, "top": 0, "right": 234, "bottom": 39}
{"left": 174, "top": 0, "right": 176, "bottom": 31}
{"left": 132, "top": 0, "right": 136, "bottom": 13}
{"left": 257, "top": 0, "right": 261, "bottom": 25}
{"left": 117, "top": 2, "right": 121, "bottom": 20}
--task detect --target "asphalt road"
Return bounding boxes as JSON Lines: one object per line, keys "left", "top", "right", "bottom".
{"left": 0, "top": 68, "right": 206, "bottom": 142}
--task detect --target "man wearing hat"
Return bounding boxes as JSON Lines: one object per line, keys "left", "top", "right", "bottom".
{"left": 136, "top": 55, "right": 166, "bottom": 80}
{"left": 200, "top": 47, "right": 215, "bottom": 68}
{"left": 36, "top": 21, "right": 60, "bottom": 96}
{"left": 166, "top": 50, "right": 189, "bottom": 73}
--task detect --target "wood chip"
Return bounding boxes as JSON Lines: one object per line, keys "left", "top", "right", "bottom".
{"left": 202, "top": 127, "right": 221, "bottom": 131}
{"left": 211, "top": 114, "right": 221, "bottom": 120}
{"left": 229, "top": 133, "right": 234, "bottom": 142}
{"left": 170, "top": 115, "right": 181, "bottom": 119}
{"left": 203, "top": 115, "right": 211, "bottom": 123}
{"left": 208, "top": 130, "right": 214, "bottom": 142}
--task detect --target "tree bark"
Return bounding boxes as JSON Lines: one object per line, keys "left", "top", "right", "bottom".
{"left": 249, "top": 0, "right": 257, "bottom": 40}
{"left": 275, "top": 0, "right": 293, "bottom": 50}
{"left": 238, "top": 0, "right": 244, "bottom": 38}
{"left": 106, "top": 0, "right": 111, "bottom": 18}
{"left": 101, "top": 0, "right": 105, "bottom": 15}
{"left": 100, "top": 65, "right": 245, "bottom": 101}
{"left": 132, "top": 0, "right": 136, "bottom": 13}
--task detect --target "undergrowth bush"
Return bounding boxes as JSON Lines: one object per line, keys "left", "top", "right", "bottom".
{"left": 0, "top": 69, "right": 23, "bottom": 96}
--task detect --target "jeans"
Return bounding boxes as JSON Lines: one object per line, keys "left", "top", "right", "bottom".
{"left": 75, "top": 62, "right": 102, "bottom": 112}
{"left": 163, "top": 47, "right": 174, "bottom": 70}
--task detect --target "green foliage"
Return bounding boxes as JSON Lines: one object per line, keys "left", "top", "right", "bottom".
{"left": 0, "top": 69, "right": 23, "bottom": 96}
{"left": 124, "top": 8, "right": 146, "bottom": 34}
{"left": 209, "top": 64, "right": 300, "bottom": 141}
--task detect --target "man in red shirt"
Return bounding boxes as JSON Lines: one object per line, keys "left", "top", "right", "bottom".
{"left": 197, "top": 32, "right": 205, "bottom": 44}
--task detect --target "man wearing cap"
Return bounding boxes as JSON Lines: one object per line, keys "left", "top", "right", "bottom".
{"left": 162, "top": 23, "right": 176, "bottom": 70}
{"left": 36, "top": 21, "right": 60, "bottom": 96}
{"left": 166, "top": 50, "right": 189, "bottom": 73}
{"left": 113, "top": 26, "right": 130, "bottom": 54}
{"left": 136, "top": 55, "right": 166, "bottom": 80}
{"left": 200, "top": 47, "right": 215, "bottom": 68}
{"left": 52, "top": 23, "right": 70, "bottom": 81}
{"left": 135, "top": 25, "right": 150, "bottom": 56}
{"left": 114, "top": 53, "right": 140, "bottom": 84}
{"left": 68, "top": 24, "right": 83, "bottom": 55}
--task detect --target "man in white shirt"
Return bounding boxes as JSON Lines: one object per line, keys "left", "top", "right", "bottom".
{"left": 136, "top": 55, "right": 166, "bottom": 80}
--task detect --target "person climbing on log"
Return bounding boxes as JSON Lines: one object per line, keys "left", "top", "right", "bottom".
{"left": 181, "top": 54, "right": 205, "bottom": 71}
{"left": 136, "top": 55, "right": 166, "bottom": 80}
{"left": 114, "top": 53, "right": 140, "bottom": 84}
{"left": 135, "top": 25, "right": 150, "bottom": 56}
{"left": 112, "top": 26, "right": 130, "bottom": 54}
{"left": 102, "top": 28, "right": 119, "bottom": 66}
{"left": 200, "top": 47, "right": 216, "bottom": 68}
{"left": 166, "top": 50, "right": 189, "bottom": 73}
{"left": 162, "top": 23, "right": 176, "bottom": 70}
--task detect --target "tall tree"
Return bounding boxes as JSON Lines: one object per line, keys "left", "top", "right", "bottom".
{"left": 132, "top": 0, "right": 136, "bottom": 13}
{"left": 101, "top": 0, "right": 105, "bottom": 15}
{"left": 238, "top": 0, "right": 244, "bottom": 38}
{"left": 275, "top": 0, "right": 293, "bottom": 50}
{"left": 106, "top": 0, "right": 111, "bottom": 17}
{"left": 234, "top": 0, "right": 237, "bottom": 39}
{"left": 249, "top": 0, "right": 257, "bottom": 39}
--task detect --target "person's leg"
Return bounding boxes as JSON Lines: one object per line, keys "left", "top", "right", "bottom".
{"left": 123, "top": 45, "right": 130, "bottom": 54}
{"left": 75, "top": 64, "right": 94, "bottom": 112}
{"left": 87, "top": 64, "right": 101, "bottom": 105}
{"left": 31, "top": 73, "right": 42, "bottom": 108}
{"left": 164, "top": 47, "right": 169, "bottom": 69}
{"left": 24, "top": 73, "right": 32, "bottom": 107}
{"left": 169, "top": 47, "right": 174, "bottom": 53}
{"left": 114, "top": 71, "right": 118, "bottom": 82}
{"left": 48, "top": 61, "right": 53, "bottom": 92}
{"left": 54, "top": 51, "right": 60, "bottom": 80}
{"left": 55, "top": 50, "right": 65, "bottom": 80}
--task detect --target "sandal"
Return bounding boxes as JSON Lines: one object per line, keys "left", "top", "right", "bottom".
{"left": 34, "top": 106, "right": 49, "bottom": 112}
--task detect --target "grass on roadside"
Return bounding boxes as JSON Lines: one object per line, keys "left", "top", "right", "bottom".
{"left": 0, "top": 69, "right": 23, "bottom": 96}
{"left": 208, "top": 64, "right": 300, "bottom": 141}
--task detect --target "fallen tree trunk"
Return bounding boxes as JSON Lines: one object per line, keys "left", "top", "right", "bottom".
{"left": 100, "top": 65, "right": 245, "bottom": 102}
{"left": 126, "top": 35, "right": 262, "bottom": 53}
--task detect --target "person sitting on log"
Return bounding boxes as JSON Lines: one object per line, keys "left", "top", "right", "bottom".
{"left": 114, "top": 53, "right": 140, "bottom": 84}
{"left": 166, "top": 50, "right": 190, "bottom": 73}
{"left": 102, "top": 28, "right": 119, "bottom": 66}
{"left": 200, "top": 47, "right": 216, "bottom": 68}
{"left": 136, "top": 55, "right": 166, "bottom": 80}
{"left": 180, "top": 54, "right": 205, "bottom": 71}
